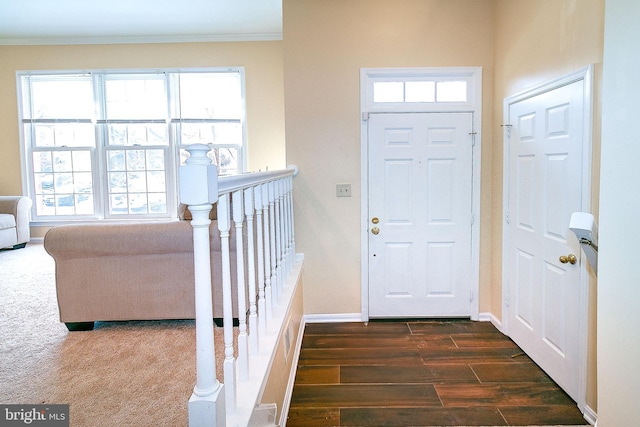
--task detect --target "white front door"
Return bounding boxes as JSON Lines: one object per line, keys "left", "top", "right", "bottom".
{"left": 368, "top": 112, "right": 473, "bottom": 318}
{"left": 505, "top": 78, "right": 586, "bottom": 402}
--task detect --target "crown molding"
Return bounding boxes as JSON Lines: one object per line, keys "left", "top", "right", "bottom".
{"left": 0, "top": 32, "right": 283, "bottom": 46}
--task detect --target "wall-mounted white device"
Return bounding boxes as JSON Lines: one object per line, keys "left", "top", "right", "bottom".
{"left": 569, "top": 212, "right": 598, "bottom": 274}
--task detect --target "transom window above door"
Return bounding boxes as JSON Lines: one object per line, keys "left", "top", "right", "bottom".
{"left": 373, "top": 80, "right": 467, "bottom": 103}
{"left": 362, "top": 68, "right": 479, "bottom": 113}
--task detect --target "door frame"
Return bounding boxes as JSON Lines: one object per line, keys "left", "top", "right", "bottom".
{"left": 360, "top": 67, "right": 483, "bottom": 321}
{"left": 501, "top": 65, "right": 594, "bottom": 413}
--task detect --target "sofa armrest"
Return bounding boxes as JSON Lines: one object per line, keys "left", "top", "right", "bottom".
{"left": 44, "top": 221, "right": 195, "bottom": 260}
{"left": 0, "top": 196, "right": 32, "bottom": 244}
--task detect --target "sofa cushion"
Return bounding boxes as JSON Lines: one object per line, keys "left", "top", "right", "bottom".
{"left": 0, "top": 214, "right": 16, "bottom": 231}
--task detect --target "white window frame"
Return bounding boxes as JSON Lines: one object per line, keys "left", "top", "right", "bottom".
{"left": 17, "top": 67, "right": 247, "bottom": 225}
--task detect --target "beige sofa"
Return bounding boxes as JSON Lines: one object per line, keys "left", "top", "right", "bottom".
{"left": 44, "top": 217, "right": 243, "bottom": 331}
{"left": 0, "top": 196, "right": 32, "bottom": 250}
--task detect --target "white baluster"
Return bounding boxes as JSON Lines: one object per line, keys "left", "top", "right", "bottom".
{"left": 275, "top": 181, "right": 284, "bottom": 300}
{"left": 232, "top": 190, "right": 248, "bottom": 381}
{"left": 262, "top": 183, "right": 273, "bottom": 321}
{"left": 278, "top": 180, "right": 287, "bottom": 289}
{"left": 268, "top": 181, "right": 278, "bottom": 307}
{"left": 217, "top": 194, "right": 236, "bottom": 414}
{"left": 280, "top": 179, "right": 288, "bottom": 283}
{"left": 244, "top": 187, "right": 259, "bottom": 355}
{"left": 288, "top": 175, "right": 296, "bottom": 261}
{"left": 287, "top": 175, "right": 295, "bottom": 269}
{"left": 181, "top": 144, "right": 225, "bottom": 427}
{"left": 281, "top": 178, "right": 291, "bottom": 278}
{"left": 254, "top": 185, "right": 267, "bottom": 335}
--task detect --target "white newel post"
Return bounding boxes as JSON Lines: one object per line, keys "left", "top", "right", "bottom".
{"left": 181, "top": 144, "right": 225, "bottom": 427}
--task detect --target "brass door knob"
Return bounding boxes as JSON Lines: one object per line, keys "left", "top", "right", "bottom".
{"left": 559, "top": 254, "right": 577, "bottom": 264}
{"left": 371, "top": 227, "right": 380, "bottom": 235}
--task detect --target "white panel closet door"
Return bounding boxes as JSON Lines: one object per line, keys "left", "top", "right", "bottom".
{"left": 506, "top": 79, "right": 584, "bottom": 401}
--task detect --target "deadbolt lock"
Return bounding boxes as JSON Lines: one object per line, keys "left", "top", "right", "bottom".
{"left": 371, "top": 217, "right": 379, "bottom": 224}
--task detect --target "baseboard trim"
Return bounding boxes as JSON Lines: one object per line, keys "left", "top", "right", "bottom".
{"left": 479, "top": 311, "right": 503, "bottom": 332}
{"left": 307, "top": 312, "right": 503, "bottom": 326}
{"left": 477, "top": 312, "right": 492, "bottom": 322}
{"left": 583, "top": 404, "right": 597, "bottom": 425}
{"left": 303, "top": 313, "right": 362, "bottom": 323}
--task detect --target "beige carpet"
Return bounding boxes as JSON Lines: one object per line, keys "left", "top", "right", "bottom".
{"left": 0, "top": 243, "right": 229, "bottom": 427}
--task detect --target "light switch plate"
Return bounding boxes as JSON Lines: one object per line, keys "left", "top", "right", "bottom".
{"left": 336, "top": 184, "right": 352, "bottom": 197}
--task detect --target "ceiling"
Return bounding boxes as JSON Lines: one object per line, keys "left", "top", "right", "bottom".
{"left": 0, "top": 0, "right": 283, "bottom": 45}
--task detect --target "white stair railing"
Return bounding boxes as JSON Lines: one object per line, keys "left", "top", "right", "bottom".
{"left": 181, "top": 144, "right": 299, "bottom": 427}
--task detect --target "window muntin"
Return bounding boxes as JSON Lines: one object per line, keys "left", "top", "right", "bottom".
{"left": 100, "top": 74, "right": 171, "bottom": 216}
{"left": 19, "top": 69, "right": 245, "bottom": 222}
{"left": 31, "top": 123, "right": 96, "bottom": 148}
{"left": 32, "top": 148, "right": 95, "bottom": 216}
{"left": 372, "top": 79, "right": 469, "bottom": 104}
{"left": 106, "top": 148, "right": 167, "bottom": 215}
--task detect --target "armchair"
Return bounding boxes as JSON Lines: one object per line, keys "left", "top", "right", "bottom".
{"left": 0, "top": 196, "right": 32, "bottom": 250}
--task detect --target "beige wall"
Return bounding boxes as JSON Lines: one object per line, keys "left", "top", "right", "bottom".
{"left": 492, "top": 0, "right": 604, "bottom": 315}
{"left": 493, "top": 0, "right": 604, "bottom": 412}
{"left": 284, "top": 0, "right": 603, "bottom": 413}
{"left": 0, "top": 41, "right": 286, "bottom": 197}
{"left": 283, "top": 0, "right": 496, "bottom": 316}
{"left": 598, "top": 0, "right": 640, "bottom": 424}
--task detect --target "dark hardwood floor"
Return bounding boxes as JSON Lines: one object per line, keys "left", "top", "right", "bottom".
{"left": 287, "top": 319, "right": 588, "bottom": 427}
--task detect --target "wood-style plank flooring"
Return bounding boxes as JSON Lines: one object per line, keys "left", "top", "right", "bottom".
{"left": 287, "top": 319, "right": 587, "bottom": 426}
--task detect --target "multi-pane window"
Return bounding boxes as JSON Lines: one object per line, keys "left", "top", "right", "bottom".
{"left": 373, "top": 80, "right": 468, "bottom": 103}
{"left": 102, "top": 74, "right": 170, "bottom": 216}
{"left": 18, "top": 69, "right": 245, "bottom": 221}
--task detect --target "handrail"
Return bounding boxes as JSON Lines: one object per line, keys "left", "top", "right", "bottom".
{"left": 218, "top": 165, "right": 299, "bottom": 195}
